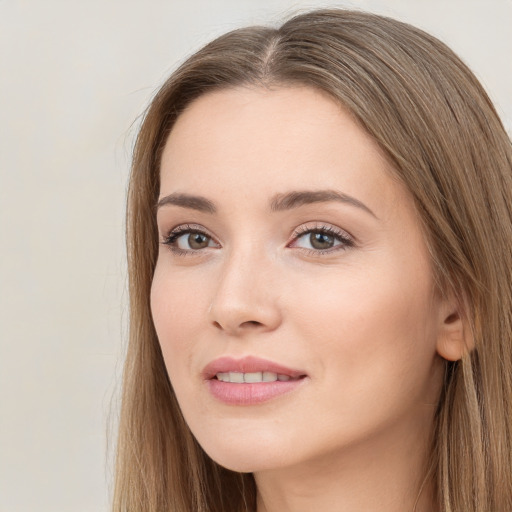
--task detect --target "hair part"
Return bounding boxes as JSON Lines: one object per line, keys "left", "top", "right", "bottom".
{"left": 114, "top": 9, "right": 512, "bottom": 511}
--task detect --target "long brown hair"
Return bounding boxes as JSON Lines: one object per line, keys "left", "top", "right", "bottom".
{"left": 113, "top": 9, "right": 512, "bottom": 511}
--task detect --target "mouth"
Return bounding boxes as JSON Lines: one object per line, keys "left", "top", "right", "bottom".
{"left": 202, "top": 355, "right": 307, "bottom": 381}
{"left": 202, "top": 356, "right": 308, "bottom": 405}
{"left": 214, "top": 371, "right": 303, "bottom": 383}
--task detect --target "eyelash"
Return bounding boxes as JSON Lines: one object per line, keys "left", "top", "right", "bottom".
{"left": 289, "top": 223, "right": 355, "bottom": 255}
{"left": 161, "top": 223, "right": 355, "bottom": 256}
{"left": 162, "top": 224, "right": 216, "bottom": 256}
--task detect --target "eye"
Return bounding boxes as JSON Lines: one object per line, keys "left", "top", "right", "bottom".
{"left": 162, "top": 224, "right": 219, "bottom": 253}
{"left": 289, "top": 224, "right": 354, "bottom": 253}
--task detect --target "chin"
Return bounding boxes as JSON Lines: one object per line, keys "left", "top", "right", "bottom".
{"left": 198, "top": 434, "right": 290, "bottom": 473}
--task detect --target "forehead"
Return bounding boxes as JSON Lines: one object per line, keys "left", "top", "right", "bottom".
{"left": 159, "top": 86, "right": 406, "bottom": 215}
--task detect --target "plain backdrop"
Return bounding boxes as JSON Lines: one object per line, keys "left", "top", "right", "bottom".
{"left": 0, "top": 1, "right": 510, "bottom": 511}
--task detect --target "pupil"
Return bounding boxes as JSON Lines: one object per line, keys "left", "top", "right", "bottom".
{"left": 189, "top": 233, "right": 209, "bottom": 249}
{"left": 310, "top": 232, "right": 334, "bottom": 250}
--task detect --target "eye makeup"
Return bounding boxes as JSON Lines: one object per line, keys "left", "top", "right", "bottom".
{"left": 160, "top": 220, "right": 355, "bottom": 258}
{"left": 288, "top": 222, "right": 355, "bottom": 256}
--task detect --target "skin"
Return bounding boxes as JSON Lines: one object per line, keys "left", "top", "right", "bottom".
{"left": 151, "top": 86, "right": 464, "bottom": 512}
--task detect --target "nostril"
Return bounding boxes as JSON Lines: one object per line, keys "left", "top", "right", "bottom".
{"left": 212, "top": 319, "right": 263, "bottom": 331}
{"left": 242, "top": 320, "right": 263, "bottom": 328}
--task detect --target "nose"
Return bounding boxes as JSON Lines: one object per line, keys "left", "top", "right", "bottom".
{"left": 208, "top": 249, "right": 282, "bottom": 336}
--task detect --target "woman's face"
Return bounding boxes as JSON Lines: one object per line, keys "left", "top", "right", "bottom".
{"left": 151, "top": 86, "right": 450, "bottom": 473}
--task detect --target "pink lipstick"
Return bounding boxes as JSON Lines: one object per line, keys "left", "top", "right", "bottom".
{"left": 202, "top": 356, "right": 307, "bottom": 405}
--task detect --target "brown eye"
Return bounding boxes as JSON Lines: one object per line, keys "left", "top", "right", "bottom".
{"left": 163, "top": 227, "right": 218, "bottom": 252}
{"left": 188, "top": 232, "right": 210, "bottom": 249}
{"left": 290, "top": 225, "right": 353, "bottom": 254}
{"left": 309, "top": 232, "right": 335, "bottom": 250}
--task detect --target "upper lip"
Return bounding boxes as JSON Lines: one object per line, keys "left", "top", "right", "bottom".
{"left": 202, "top": 356, "right": 306, "bottom": 380}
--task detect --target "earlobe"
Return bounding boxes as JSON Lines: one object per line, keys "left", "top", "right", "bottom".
{"left": 436, "top": 306, "right": 474, "bottom": 361}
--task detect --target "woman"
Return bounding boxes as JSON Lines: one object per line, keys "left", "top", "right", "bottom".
{"left": 113, "top": 9, "right": 512, "bottom": 512}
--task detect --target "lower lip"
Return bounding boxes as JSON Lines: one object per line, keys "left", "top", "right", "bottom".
{"left": 206, "top": 378, "right": 306, "bottom": 405}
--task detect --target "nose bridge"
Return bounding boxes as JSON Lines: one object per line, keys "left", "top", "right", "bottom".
{"left": 209, "top": 240, "right": 281, "bottom": 334}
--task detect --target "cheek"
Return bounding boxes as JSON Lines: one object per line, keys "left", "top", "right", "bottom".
{"left": 283, "top": 275, "right": 440, "bottom": 451}
{"left": 150, "top": 265, "right": 209, "bottom": 380}
{"left": 287, "top": 261, "right": 439, "bottom": 394}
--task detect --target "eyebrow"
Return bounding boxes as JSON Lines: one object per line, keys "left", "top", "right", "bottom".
{"left": 270, "top": 190, "right": 377, "bottom": 218}
{"left": 156, "top": 189, "right": 376, "bottom": 218}
{"left": 156, "top": 193, "right": 216, "bottom": 213}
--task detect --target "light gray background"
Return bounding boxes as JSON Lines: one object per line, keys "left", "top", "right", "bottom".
{"left": 1, "top": 1, "right": 510, "bottom": 511}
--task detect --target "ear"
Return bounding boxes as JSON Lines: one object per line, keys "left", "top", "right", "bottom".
{"left": 436, "top": 298, "right": 474, "bottom": 362}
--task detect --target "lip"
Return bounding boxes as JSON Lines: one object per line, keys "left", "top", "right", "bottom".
{"left": 202, "top": 356, "right": 308, "bottom": 406}
{"left": 201, "top": 355, "right": 306, "bottom": 380}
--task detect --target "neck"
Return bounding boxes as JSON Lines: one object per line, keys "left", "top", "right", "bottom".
{"left": 254, "top": 415, "right": 438, "bottom": 512}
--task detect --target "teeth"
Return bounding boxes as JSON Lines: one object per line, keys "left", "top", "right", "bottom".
{"left": 215, "top": 372, "right": 294, "bottom": 383}
{"left": 229, "top": 372, "right": 244, "bottom": 383}
{"left": 244, "top": 372, "right": 264, "bottom": 383}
